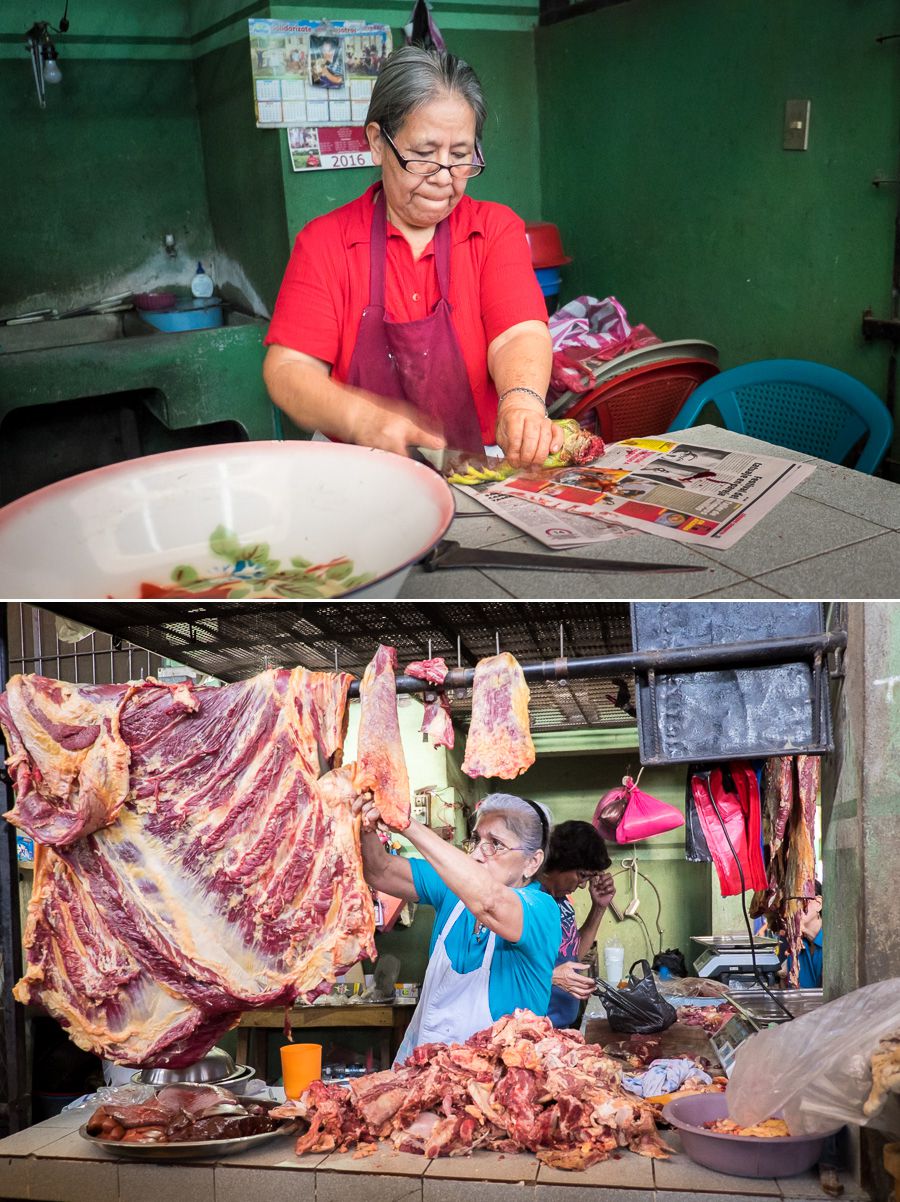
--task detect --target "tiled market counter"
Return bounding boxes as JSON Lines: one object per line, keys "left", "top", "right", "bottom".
{"left": 0, "top": 1106, "right": 868, "bottom": 1202}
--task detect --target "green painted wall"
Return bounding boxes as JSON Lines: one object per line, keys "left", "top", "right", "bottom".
{"left": 535, "top": 0, "right": 897, "bottom": 415}
{"left": 512, "top": 749, "right": 711, "bottom": 976}
{"left": 0, "top": 2, "right": 216, "bottom": 315}
{"left": 193, "top": 38, "right": 289, "bottom": 316}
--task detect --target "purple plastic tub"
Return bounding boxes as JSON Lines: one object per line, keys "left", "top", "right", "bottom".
{"left": 661, "top": 1093, "right": 841, "bottom": 1178}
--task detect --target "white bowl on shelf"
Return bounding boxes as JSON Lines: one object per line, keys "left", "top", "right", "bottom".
{"left": 0, "top": 441, "right": 454, "bottom": 600}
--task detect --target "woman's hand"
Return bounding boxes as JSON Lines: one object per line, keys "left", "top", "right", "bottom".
{"left": 351, "top": 789, "right": 385, "bottom": 833}
{"left": 495, "top": 401, "right": 563, "bottom": 469}
{"left": 346, "top": 393, "right": 446, "bottom": 458}
{"left": 552, "top": 961, "right": 596, "bottom": 999}
{"left": 588, "top": 871, "right": 617, "bottom": 910}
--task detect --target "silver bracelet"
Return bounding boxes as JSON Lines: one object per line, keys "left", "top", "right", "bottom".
{"left": 497, "top": 386, "right": 548, "bottom": 414}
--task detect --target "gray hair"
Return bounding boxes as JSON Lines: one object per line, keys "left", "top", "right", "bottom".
{"left": 474, "top": 793, "right": 553, "bottom": 860}
{"left": 365, "top": 46, "right": 487, "bottom": 141}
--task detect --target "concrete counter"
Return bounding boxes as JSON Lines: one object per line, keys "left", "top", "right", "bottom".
{"left": 0, "top": 1104, "right": 866, "bottom": 1202}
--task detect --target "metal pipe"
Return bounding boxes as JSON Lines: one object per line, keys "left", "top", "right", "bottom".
{"left": 0, "top": 605, "right": 29, "bottom": 1134}
{"left": 347, "top": 630, "right": 847, "bottom": 698}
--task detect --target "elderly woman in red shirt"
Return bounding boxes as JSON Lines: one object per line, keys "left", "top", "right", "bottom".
{"left": 262, "top": 46, "right": 563, "bottom": 468}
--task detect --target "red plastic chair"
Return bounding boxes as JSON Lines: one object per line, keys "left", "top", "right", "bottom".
{"left": 564, "top": 358, "right": 720, "bottom": 443}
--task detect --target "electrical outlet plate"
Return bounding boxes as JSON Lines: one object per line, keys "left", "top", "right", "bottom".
{"left": 784, "top": 99, "right": 810, "bottom": 151}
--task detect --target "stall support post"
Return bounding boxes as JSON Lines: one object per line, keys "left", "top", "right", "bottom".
{"left": 0, "top": 604, "right": 29, "bottom": 1134}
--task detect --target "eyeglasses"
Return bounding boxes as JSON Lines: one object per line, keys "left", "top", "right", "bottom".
{"left": 380, "top": 127, "right": 485, "bottom": 179}
{"left": 575, "top": 870, "right": 595, "bottom": 885}
{"left": 462, "top": 836, "right": 524, "bottom": 858}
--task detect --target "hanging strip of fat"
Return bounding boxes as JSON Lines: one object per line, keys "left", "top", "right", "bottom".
{"left": 462, "top": 653, "right": 535, "bottom": 780}
{"left": 356, "top": 645, "right": 411, "bottom": 828}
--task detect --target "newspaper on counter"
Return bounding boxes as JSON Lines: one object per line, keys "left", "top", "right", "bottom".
{"left": 453, "top": 483, "right": 639, "bottom": 549}
{"left": 475, "top": 436, "right": 815, "bottom": 550}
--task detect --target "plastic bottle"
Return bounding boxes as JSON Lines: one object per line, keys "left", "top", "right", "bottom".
{"left": 191, "top": 261, "right": 214, "bottom": 299}
{"left": 603, "top": 936, "right": 625, "bottom": 986}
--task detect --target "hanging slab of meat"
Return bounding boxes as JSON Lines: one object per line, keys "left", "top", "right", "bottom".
{"left": 406, "top": 657, "right": 454, "bottom": 750}
{"left": 271, "top": 1009, "right": 667, "bottom": 1169}
{"left": 1, "top": 668, "right": 376, "bottom": 1066}
{"left": 356, "top": 645, "right": 411, "bottom": 829}
{"left": 462, "top": 653, "right": 535, "bottom": 780}
{"left": 750, "top": 755, "right": 820, "bottom": 986}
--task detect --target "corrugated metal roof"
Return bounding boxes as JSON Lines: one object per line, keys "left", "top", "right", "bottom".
{"left": 47, "top": 602, "right": 638, "bottom": 733}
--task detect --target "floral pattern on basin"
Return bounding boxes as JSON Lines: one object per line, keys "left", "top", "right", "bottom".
{"left": 140, "top": 525, "right": 374, "bottom": 599}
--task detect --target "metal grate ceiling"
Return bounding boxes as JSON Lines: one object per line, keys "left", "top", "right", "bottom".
{"left": 46, "top": 603, "right": 638, "bottom": 734}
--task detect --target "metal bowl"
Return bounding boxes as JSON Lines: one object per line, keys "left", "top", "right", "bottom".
{"left": 78, "top": 1122, "right": 297, "bottom": 1161}
{"left": 132, "top": 1047, "right": 237, "bottom": 1087}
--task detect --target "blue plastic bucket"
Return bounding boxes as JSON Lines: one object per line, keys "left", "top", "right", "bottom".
{"left": 535, "top": 267, "right": 562, "bottom": 298}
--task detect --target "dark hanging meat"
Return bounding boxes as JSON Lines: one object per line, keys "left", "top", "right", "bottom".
{"left": 462, "top": 653, "right": 535, "bottom": 780}
{"left": 750, "top": 755, "right": 820, "bottom": 985}
{"left": 356, "top": 645, "right": 411, "bottom": 828}
{"left": 1, "top": 668, "right": 376, "bottom": 1066}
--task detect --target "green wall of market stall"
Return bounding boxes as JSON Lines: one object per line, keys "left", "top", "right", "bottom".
{"left": 1, "top": 0, "right": 896, "bottom": 459}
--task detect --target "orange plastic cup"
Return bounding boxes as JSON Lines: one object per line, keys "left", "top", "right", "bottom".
{"left": 280, "top": 1042, "right": 322, "bottom": 1099}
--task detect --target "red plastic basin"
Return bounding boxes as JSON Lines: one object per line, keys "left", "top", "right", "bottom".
{"left": 524, "top": 222, "right": 571, "bottom": 268}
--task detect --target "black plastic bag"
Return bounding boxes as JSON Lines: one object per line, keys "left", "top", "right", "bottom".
{"left": 594, "top": 959, "right": 677, "bottom": 1034}
{"left": 684, "top": 765, "right": 712, "bottom": 862}
{"left": 652, "top": 948, "right": 688, "bottom": 978}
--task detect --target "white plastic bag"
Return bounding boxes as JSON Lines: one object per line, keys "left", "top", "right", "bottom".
{"left": 727, "top": 978, "right": 900, "bottom": 1135}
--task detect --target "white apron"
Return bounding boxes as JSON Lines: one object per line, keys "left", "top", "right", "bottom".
{"left": 393, "top": 899, "right": 496, "bottom": 1067}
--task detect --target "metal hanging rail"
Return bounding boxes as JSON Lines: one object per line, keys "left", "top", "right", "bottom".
{"left": 347, "top": 629, "right": 847, "bottom": 698}
{"left": 0, "top": 607, "right": 28, "bottom": 1136}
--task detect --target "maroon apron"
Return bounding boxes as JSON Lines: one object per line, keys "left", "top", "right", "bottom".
{"left": 345, "top": 188, "right": 485, "bottom": 453}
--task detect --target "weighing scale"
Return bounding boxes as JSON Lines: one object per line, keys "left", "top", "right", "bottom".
{"left": 691, "top": 933, "right": 781, "bottom": 991}
{"left": 708, "top": 1009, "right": 761, "bottom": 1076}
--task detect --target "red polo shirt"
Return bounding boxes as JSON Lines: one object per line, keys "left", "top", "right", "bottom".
{"left": 264, "top": 183, "right": 548, "bottom": 444}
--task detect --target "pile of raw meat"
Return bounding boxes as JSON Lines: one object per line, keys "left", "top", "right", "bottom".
{"left": 0, "top": 648, "right": 408, "bottom": 1066}
{"left": 271, "top": 1010, "right": 668, "bottom": 1171}
{"left": 674, "top": 1004, "right": 737, "bottom": 1034}
{"left": 86, "top": 1083, "right": 283, "bottom": 1144}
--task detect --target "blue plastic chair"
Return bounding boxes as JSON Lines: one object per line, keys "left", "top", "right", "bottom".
{"left": 667, "top": 359, "right": 893, "bottom": 474}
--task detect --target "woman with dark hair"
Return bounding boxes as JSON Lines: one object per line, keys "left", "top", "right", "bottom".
{"left": 353, "top": 791, "right": 560, "bottom": 1063}
{"left": 264, "top": 45, "right": 561, "bottom": 466}
{"left": 539, "top": 820, "right": 616, "bottom": 1028}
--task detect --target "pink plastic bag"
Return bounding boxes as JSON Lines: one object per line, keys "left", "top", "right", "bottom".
{"left": 548, "top": 296, "right": 659, "bottom": 396}
{"left": 593, "top": 774, "right": 685, "bottom": 844}
{"left": 617, "top": 779, "right": 685, "bottom": 843}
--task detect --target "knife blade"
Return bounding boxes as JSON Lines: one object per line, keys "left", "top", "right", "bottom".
{"left": 410, "top": 445, "right": 516, "bottom": 482}
{"left": 421, "top": 540, "right": 709, "bottom": 574}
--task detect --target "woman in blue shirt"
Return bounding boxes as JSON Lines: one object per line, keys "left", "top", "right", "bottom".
{"left": 354, "top": 791, "right": 560, "bottom": 1063}
{"left": 780, "top": 882, "right": 824, "bottom": 989}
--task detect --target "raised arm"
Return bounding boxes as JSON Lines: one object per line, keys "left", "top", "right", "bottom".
{"left": 401, "top": 819, "right": 527, "bottom": 943}
{"left": 353, "top": 788, "right": 533, "bottom": 942}
{"left": 357, "top": 828, "right": 419, "bottom": 904}
{"left": 577, "top": 871, "right": 616, "bottom": 959}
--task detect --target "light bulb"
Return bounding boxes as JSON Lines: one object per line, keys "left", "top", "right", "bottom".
{"left": 43, "top": 57, "right": 62, "bottom": 84}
